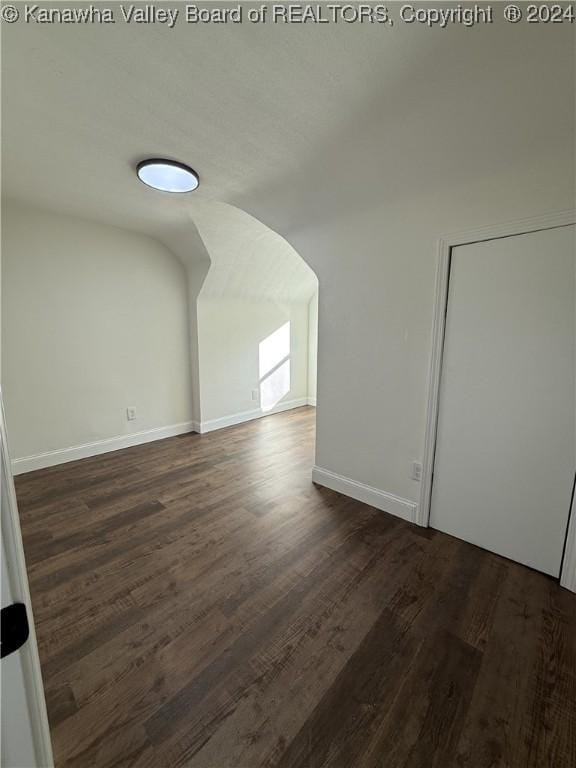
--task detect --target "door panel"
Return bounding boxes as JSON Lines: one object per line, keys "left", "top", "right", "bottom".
{"left": 430, "top": 225, "right": 575, "bottom": 576}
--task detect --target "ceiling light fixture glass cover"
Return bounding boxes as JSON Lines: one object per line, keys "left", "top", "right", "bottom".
{"left": 137, "top": 159, "right": 199, "bottom": 192}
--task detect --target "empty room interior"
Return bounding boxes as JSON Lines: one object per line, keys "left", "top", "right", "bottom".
{"left": 0, "top": 4, "right": 575, "bottom": 768}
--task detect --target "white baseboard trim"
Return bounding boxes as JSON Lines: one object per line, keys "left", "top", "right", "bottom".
{"left": 307, "top": 397, "right": 317, "bottom": 406}
{"left": 12, "top": 421, "right": 197, "bottom": 475}
{"left": 312, "top": 465, "right": 418, "bottom": 524}
{"left": 199, "top": 397, "right": 309, "bottom": 434}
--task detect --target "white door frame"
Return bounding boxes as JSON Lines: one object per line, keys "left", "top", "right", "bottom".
{"left": 1, "top": 388, "right": 54, "bottom": 766}
{"left": 417, "top": 210, "right": 576, "bottom": 591}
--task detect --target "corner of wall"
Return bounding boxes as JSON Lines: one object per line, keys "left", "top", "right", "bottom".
{"left": 307, "top": 289, "right": 319, "bottom": 405}
{"left": 157, "top": 223, "right": 212, "bottom": 426}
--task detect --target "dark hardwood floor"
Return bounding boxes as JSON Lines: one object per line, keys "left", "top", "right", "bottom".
{"left": 16, "top": 406, "right": 576, "bottom": 768}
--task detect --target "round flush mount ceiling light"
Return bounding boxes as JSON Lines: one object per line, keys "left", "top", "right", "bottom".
{"left": 136, "top": 159, "right": 199, "bottom": 193}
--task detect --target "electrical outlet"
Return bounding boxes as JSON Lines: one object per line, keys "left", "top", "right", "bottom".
{"left": 412, "top": 461, "right": 422, "bottom": 482}
{"left": 126, "top": 407, "right": 137, "bottom": 421}
{"left": 251, "top": 389, "right": 259, "bottom": 402}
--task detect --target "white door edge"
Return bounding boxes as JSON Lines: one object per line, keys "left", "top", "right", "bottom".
{"left": 1, "top": 387, "right": 54, "bottom": 766}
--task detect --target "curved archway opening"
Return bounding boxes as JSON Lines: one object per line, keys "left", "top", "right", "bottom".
{"left": 182, "top": 200, "right": 319, "bottom": 437}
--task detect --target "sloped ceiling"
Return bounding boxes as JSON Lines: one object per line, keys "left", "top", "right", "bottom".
{"left": 2, "top": 8, "right": 573, "bottom": 271}
{"left": 190, "top": 200, "right": 317, "bottom": 302}
{"left": 1, "top": 9, "right": 439, "bottom": 238}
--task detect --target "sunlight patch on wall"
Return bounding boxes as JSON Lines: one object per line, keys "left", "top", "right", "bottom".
{"left": 259, "top": 322, "right": 291, "bottom": 411}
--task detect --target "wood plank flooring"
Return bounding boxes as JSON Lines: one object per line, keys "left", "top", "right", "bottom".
{"left": 15, "top": 406, "right": 576, "bottom": 768}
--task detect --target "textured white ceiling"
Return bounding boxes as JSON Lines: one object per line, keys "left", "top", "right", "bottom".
{"left": 1, "top": 8, "right": 432, "bottom": 235}
{"left": 4, "top": 12, "right": 398, "bottom": 300}
{"left": 2, "top": 9, "right": 573, "bottom": 281}
{"left": 190, "top": 200, "right": 317, "bottom": 302}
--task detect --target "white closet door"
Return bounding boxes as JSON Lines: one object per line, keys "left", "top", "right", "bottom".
{"left": 430, "top": 225, "right": 575, "bottom": 576}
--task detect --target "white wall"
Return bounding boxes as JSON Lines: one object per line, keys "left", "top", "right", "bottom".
{"left": 1, "top": 202, "right": 194, "bottom": 463}
{"left": 238, "top": 23, "right": 575, "bottom": 511}
{"left": 197, "top": 298, "right": 310, "bottom": 428}
{"left": 301, "top": 179, "right": 574, "bottom": 507}
{"left": 307, "top": 291, "right": 318, "bottom": 405}
{"left": 187, "top": 201, "right": 317, "bottom": 431}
